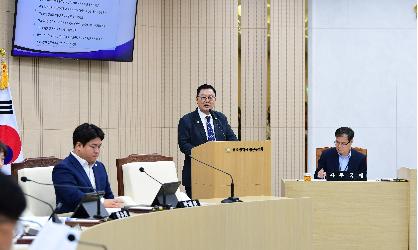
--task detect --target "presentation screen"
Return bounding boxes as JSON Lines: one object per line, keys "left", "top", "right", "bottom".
{"left": 11, "top": 0, "right": 138, "bottom": 62}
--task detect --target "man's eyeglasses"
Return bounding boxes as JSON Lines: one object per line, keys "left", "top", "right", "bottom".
{"left": 198, "top": 95, "right": 216, "bottom": 102}
{"left": 334, "top": 141, "right": 351, "bottom": 147}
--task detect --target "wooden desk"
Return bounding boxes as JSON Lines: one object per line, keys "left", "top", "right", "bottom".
{"left": 78, "top": 197, "right": 312, "bottom": 250}
{"left": 397, "top": 168, "right": 417, "bottom": 250}
{"left": 282, "top": 180, "right": 409, "bottom": 250}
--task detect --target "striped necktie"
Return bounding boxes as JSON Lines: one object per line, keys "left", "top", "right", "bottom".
{"left": 206, "top": 116, "right": 216, "bottom": 141}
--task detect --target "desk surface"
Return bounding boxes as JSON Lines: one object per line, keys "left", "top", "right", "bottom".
{"left": 78, "top": 197, "right": 312, "bottom": 250}
{"left": 200, "top": 195, "right": 281, "bottom": 203}
{"left": 282, "top": 180, "right": 409, "bottom": 250}
{"left": 14, "top": 197, "right": 313, "bottom": 250}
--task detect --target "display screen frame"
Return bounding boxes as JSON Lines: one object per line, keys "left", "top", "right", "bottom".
{"left": 11, "top": 0, "right": 139, "bottom": 62}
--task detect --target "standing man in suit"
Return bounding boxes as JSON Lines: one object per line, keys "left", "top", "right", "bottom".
{"left": 178, "top": 84, "right": 238, "bottom": 197}
{"left": 53, "top": 123, "right": 122, "bottom": 213}
{"left": 315, "top": 127, "right": 367, "bottom": 179}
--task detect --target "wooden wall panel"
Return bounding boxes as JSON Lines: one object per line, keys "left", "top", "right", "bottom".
{"left": 239, "top": 0, "right": 305, "bottom": 196}
{"left": 240, "top": 0, "right": 268, "bottom": 141}
{"left": 162, "top": 0, "right": 238, "bottom": 180}
{"left": 270, "top": 0, "right": 306, "bottom": 195}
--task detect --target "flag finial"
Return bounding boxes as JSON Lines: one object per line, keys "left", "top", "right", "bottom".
{"left": 0, "top": 48, "right": 8, "bottom": 90}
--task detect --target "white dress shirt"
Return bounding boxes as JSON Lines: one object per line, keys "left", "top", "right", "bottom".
{"left": 198, "top": 109, "right": 216, "bottom": 140}
{"left": 70, "top": 151, "right": 96, "bottom": 189}
{"left": 338, "top": 150, "right": 351, "bottom": 171}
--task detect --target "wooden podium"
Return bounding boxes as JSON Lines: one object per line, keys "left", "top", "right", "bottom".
{"left": 191, "top": 140, "right": 271, "bottom": 199}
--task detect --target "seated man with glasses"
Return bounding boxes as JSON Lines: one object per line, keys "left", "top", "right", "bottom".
{"left": 178, "top": 83, "right": 238, "bottom": 197}
{"left": 315, "top": 127, "right": 367, "bottom": 179}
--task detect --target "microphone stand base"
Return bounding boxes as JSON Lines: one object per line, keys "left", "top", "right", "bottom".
{"left": 221, "top": 197, "right": 242, "bottom": 203}
{"left": 49, "top": 214, "right": 62, "bottom": 224}
{"left": 162, "top": 204, "right": 173, "bottom": 210}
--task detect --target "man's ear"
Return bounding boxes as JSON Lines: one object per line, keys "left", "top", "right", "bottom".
{"left": 74, "top": 142, "right": 82, "bottom": 150}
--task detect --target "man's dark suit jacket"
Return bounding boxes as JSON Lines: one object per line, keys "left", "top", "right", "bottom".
{"left": 178, "top": 108, "right": 238, "bottom": 187}
{"left": 52, "top": 153, "right": 114, "bottom": 213}
{"left": 314, "top": 147, "right": 367, "bottom": 179}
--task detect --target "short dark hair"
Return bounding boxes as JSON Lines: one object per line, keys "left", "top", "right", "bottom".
{"left": 0, "top": 173, "right": 26, "bottom": 221}
{"left": 196, "top": 84, "right": 216, "bottom": 97}
{"left": 73, "top": 123, "right": 105, "bottom": 147}
{"left": 335, "top": 127, "right": 355, "bottom": 141}
{"left": 0, "top": 141, "right": 7, "bottom": 158}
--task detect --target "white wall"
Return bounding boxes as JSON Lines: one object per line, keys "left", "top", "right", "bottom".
{"left": 308, "top": 0, "right": 417, "bottom": 179}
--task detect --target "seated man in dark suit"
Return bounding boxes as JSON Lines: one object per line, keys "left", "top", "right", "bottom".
{"left": 52, "top": 123, "right": 122, "bottom": 213}
{"left": 178, "top": 84, "right": 238, "bottom": 197}
{"left": 0, "top": 172, "right": 26, "bottom": 250}
{"left": 315, "top": 127, "right": 367, "bottom": 179}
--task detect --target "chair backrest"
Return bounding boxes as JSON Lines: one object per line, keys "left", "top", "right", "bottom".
{"left": 11, "top": 157, "right": 62, "bottom": 216}
{"left": 315, "top": 147, "right": 367, "bottom": 169}
{"left": 115, "top": 154, "right": 173, "bottom": 196}
{"left": 122, "top": 161, "right": 180, "bottom": 205}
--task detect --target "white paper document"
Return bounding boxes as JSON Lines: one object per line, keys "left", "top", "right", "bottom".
{"left": 29, "top": 222, "right": 80, "bottom": 250}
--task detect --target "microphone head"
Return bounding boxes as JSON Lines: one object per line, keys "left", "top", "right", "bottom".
{"left": 21, "top": 177, "right": 28, "bottom": 182}
{"left": 139, "top": 167, "right": 145, "bottom": 172}
{"left": 67, "top": 234, "right": 76, "bottom": 242}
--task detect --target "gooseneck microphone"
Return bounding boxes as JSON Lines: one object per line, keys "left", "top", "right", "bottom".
{"left": 138, "top": 167, "right": 169, "bottom": 207}
{"left": 23, "top": 192, "right": 62, "bottom": 224}
{"left": 139, "top": 167, "right": 163, "bottom": 185}
{"left": 67, "top": 234, "right": 108, "bottom": 250}
{"left": 21, "top": 176, "right": 105, "bottom": 219}
{"left": 189, "top": 155, "right": 241, "bottom": 203}
{"left": 21, "top": 177, "right": 94, "bottom": 191}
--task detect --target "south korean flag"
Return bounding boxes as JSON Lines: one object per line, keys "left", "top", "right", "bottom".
{"left": 0, "top": 72, "right": 24, "bottom": 175}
